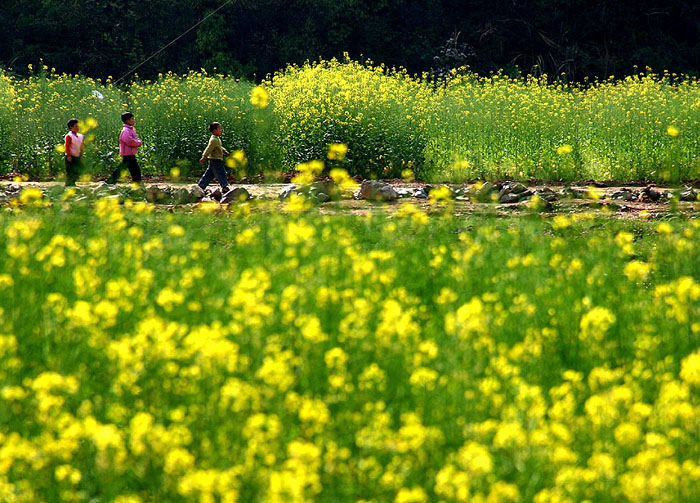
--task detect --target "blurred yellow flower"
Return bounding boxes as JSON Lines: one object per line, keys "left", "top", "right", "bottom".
{"left": 327, "top": 143, "right": 348, "bottom": 161}
{"left": 430, "top": 186, "right": 452, "bottom": 203}
{"left": 250, "top": 85, "right": 270, "bottom": 109}
{"left": 283, "top": 193, "right": 312, "bottom": 212}
{"left": 624, "top": 260, "right": 651, "bottom": 281}
{"left": 656, "top": 222, "right": 673, "bottom": 234}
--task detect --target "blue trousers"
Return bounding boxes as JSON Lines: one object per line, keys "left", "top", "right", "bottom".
{"left": 198, "top": 159, "right": 229, "bottom": 191}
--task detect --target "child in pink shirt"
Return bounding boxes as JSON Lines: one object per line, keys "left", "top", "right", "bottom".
{"left": 106, "top": 112, "right": 142, "bottom": 184}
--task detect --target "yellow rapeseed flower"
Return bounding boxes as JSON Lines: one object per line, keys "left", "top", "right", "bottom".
{"left": 250, "top": 86, "right": 270, "bottom": 109}
{"left": 656, "top": 222, "right": 673, "bottom": 234}
{"left": 429, "top": 185, "right": 452, "bottom": 203}
{"left": 680, "top": 350, "right": 700, "bottom": 386}
{"left": 624, "top": 260, "right": 651, "bottom": 281}
{"left": 395, "top": 486, "right": 428, "bottom": 503}
{"left": 283, "top": 193, "right": 312, "bottom": 213}
{"left": 327, "top": 143, "right": 348, "bottom": 161}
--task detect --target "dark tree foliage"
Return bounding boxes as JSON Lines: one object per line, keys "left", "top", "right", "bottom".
{"left": 4, "top": 0, "right": 700, "bottom": 81}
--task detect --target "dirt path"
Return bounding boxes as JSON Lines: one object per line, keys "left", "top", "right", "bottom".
{"left": 2, "top": 180, "right": 698, "bottom": 219}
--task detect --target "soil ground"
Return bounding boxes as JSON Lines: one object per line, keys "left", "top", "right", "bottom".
{"left": 2, "top": 180, "right": 698, "bottom": 219}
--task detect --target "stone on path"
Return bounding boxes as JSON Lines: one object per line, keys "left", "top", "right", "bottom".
{"left": 610, "top": 188, "right": 639, "bottom": 201}
{"left": 679, "top": 187, "right": 698, "bottom": 201}
{"left": 641, "top": 186, "right": 662, "bottom": 202}
{"left": 221, "top": 187, "right": 251, "bottom": 204}
{"left": 358, "top": 180, "right": 399, "bottom": 201}
{"left": 173, "top": 184, "right": 205, "bottom": 204}
{"left": 498, "top": 181, "right": 533, "bottom": 203}
{"left": 279, "top": 185, "right": 299, "bottom": 200}
{"left": 534, "top": 187, "right": 558, "bottom": 202}
{"left": 413, "top": 187, "right": 429, "bottom": 199}
{"left": 499, "top": 192, "right": 521, "bottom": 204}
{"left": 146, "top": 184, "right": 173, "bottom": 204}
{"left": 470, "top": 181, "right": 496, "bottom": 202}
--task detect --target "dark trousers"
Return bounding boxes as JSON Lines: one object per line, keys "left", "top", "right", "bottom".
{"left": 107, "top": 155, "right": 141, "bottom": 184}
{"left": 198, "top": 159, "right": 229, "bottom": 191}
{"left": 65, "top": 156, "right": 83, "bottom": 186}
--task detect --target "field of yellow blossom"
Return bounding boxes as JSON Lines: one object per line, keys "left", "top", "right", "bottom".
{"left": 2, "top": 189, "right": 700, "bottom": 502}
{"left": 2, "top": 60, "right": 700, "bottom": 182}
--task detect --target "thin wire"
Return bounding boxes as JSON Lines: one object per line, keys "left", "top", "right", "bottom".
{"left": 113, "top": 0, "right": 235, "bottom": 86}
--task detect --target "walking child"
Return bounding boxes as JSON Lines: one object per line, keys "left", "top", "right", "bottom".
{"left": 107, "top": 112, "right": 142, "bottom": 184}
{"left": 198, "top": 122, "right": 230, "bottom": 194}
{"left": 64, "top": 118, "right": 84, "bottom": 186}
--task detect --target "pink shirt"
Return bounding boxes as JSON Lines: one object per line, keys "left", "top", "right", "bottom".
{"left": 119, "top": 124, "right": 142, "bottom": 155}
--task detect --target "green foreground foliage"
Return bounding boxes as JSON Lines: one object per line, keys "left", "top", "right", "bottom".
{"left": 2, "top": 196, "right": 700, "bottom": 502}
{"left": 2, "top": 60, "right": 700, "bottom": 182}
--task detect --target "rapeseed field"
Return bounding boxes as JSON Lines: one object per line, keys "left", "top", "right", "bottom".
{"left": 2, "top": 60, "right": 699, "bottom": 182}
{"left": 2, "top": 190, "right": 700, "bottom": 502}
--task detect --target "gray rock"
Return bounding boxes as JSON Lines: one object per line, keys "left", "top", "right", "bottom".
{"left": 173, "top": 185, "right": 205, "bottom": 204}
{"left": 566, "top": 187, "right": 588, "bottom": 199}
{"left": 499, "top": 192, "right": 521, "bottom": 204}
{"left": 679, "top": 187, "right": 697, "bottom": 201}
{"left": 611, "top": 189, "right": 638, "bottom": 201}
{"left": 535, "top": 187, "right": 559, "bottom": 202}
{"left": 413, "top": 187, "right": 429, "bottom": 199}
{"left": 279, "top": 184, "right": 328, "bottom": 203}
{"left": 452, "top": 187, "right": 468, "bottom": 198}
{"left": 308, "top": 180, "right": 336, "bottom": 197}
{"left": 279, "top": 185, "right": 299, "bottom": 200}
{"left": 394, "top": 187, "right": 413, "bottom": 198}
{"left": 221, "top": 187, "right": 251, "bottom": 204}
{"left": 641, "top": 186, "right": 662, "bottom": 202}
{"left": 470, "top": 181, "right": 496, "bottom": 202}
{"left": 498, "top": 181, "right": 528, "bottom": 199}
{"left": 359, "top": 180, "right": 398, "bottom": 201}
{"left": 146, "top": 184, "right": 173, "bottom": 204}
{"left": 3, "top": 183, "right": 21, "bottom": 195}
{"left": 491, "top": 182, "right": 535, "bottom": 203}
{"left": 285, "top": 180, "right": 341, "bottom": 200}
{"left": 121, "top": 184, "right": 148, "bottom": 201}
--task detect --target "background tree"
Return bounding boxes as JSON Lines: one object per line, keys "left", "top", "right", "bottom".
{"left": 4, "top": 0, "right": 700, "bottom": 81}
